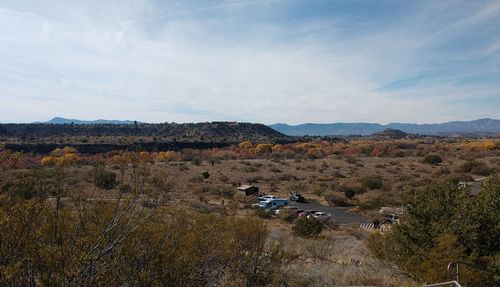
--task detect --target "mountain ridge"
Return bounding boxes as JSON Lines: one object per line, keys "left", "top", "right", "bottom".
{"left": 36, "top": 117, "right": 138, "bottom": 125}
{"left": 0, "top": 121, "right": 290, "bottom": 143}
{"left": 269, "top": 118, "right": 500, "bottom": 136}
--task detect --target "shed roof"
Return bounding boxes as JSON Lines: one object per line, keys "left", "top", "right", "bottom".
{"left": 238, "top": 185, "right": 257, "bottom": 191}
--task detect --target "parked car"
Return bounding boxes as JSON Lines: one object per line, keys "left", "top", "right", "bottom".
{"left": 294, "top": 209, "right": 305, "bottom": 216}
{"left": 309, "top": 211, "right": 331, "bottom": 221}
{"left": 297, "top": 210, "right": 318, "bottom": 218}
{"left": 289, "top": 192, "right": 305, "bottom": 203}
{"left": 257, "top": 195, "right": 277, "bottom": 201}
{"left": 384, "top": 214, "right": 400, "bottom": 224}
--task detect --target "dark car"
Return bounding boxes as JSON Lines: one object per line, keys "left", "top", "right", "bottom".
{"left": 289, "top": 192, "right": 305, "bottom": 203}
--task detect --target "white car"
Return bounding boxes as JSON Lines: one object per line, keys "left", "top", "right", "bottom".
{"left": 309, "top": 211, "right": 331, "bottom": 221}
{"left": 257, "top": 195, "right": 277, "bottom": 201}
{"left": 384, "top": 214, "right": 400, "bottom": 224}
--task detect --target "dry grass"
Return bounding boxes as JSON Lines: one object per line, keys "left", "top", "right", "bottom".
{"left": 268, "top": 226, "right": 417, "bottom": 286}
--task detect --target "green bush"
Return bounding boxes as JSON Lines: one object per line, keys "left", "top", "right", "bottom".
{"left": 254, "top": 208, "right": 273, "bottom": 219}
{"left": 95, "top": 170, "right": 117, "bottom": 190}
{"left": 344, "top": 188, "right": 355, "bottom": 199}
{"left": 277, "top": 209, "right": 296, "bottom": 222}
{"left": 361, "top": 176, "right": 383, "bottom": 190}
{"left": 460, "top": 160, "right": 492, "bottom": 176}
{"left": 292, "top": 217, "right": 324, "bottom": 238}
{"left": 324, "top": 193, "right": 349, "bottom": 206}
{"left": 422, "top": 154, "right": 442, "bottom": 165}
{"left": 342, "top": 185, "right": 366, "bottom": 195}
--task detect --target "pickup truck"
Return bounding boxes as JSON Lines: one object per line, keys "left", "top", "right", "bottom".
{"left": 289, "top": 192, "right": 305, "bottom": 203}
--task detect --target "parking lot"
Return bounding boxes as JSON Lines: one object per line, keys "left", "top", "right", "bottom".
{"left": 290, "top": 200, "right": 367, "bottom": 225}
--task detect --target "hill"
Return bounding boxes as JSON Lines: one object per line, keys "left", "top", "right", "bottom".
{"left": 369, "top": 128, "right": 408, "bottom": 140}
{"left": 0, "top": 121, "right": 290, "bottom": 143}
{"left": 269, "top": 118, "right": 500, "bottom": 136}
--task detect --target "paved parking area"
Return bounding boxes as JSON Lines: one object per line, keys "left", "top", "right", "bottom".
{"left": 290, "top": 201, "right": 367, "bottom": 225}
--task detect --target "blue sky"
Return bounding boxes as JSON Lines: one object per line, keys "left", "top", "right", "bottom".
{"left": 0, "top": 0, "right": 499, "bottom": 124}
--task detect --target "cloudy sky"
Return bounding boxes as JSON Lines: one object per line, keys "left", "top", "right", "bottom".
{"left": 1, "top": 0, "right": 499, "bottom": 124}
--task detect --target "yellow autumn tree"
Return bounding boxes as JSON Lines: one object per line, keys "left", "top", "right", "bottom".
{"left": 41, "top": 156, "right": 57, "bottom": 166}
{"left": 255, "top": 144, "right": 273, "bottom": 155}
{"left": 239, "top": 141, "right": 253, "bottom": 150}
{"left": 272, "top": 144, "right": 284, "bottom": 152}
{"left": 157, "top": 151, "right": 177, "bottom": 162}
{"left": 483, "top": 140, "right": 496, "bottom": 150}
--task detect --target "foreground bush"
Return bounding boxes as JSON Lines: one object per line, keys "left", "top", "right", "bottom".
{"left": 0, "top": 194, "right": 281, "bottom": 286}
{"left": 366, "top": 176, "right": 499, "bottom": 286}
{"left": 293, "top": 217, "right": 324, "bottom": 238}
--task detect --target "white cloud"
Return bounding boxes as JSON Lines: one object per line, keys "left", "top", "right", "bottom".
{"left": 0, "top": 0, "right": 499, "bottom": 124}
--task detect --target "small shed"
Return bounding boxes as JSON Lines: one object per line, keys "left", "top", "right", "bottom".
{"left": 238, "top": 185, "right": 259, "bottom": 196}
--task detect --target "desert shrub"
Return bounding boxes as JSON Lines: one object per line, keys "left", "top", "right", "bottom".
{"left": 312, "top": 183, "right": 328, "bottom": 196}
{"left": 244, "top": 165, "right": 259, "bottom": 172}
{"left": 120, "top": 183, "right": 132, "bottom": 193}
{"left": 460, "top": 160, "right": 493, "bottom": 176}
{"left": 324, "top": 193, "right": 349, "bottom": 206}
{"left": 366, "top": 231, "right": 398, "bottom": 262}
{"left": 434, "top": 167, "right": 450, "bottom": 176}
{"left": 394, "top": 150, "right": 405, "bottom": 157}
{"left": 332, "top": 171, "right": 345, "bottom": 178}
{"left": 277, "top": 173, "right": 297, "bottom": 181}
{"left": 343, "top": 155, "right": 357, "bottom": 164}
{"left": 361, "top": 176, "right": 383, "bottom": 190}
{"left": 191, "top": 157, "right": 202, "bottom": 165}
{"left": 270, "top": 167, "right": 282, "bottom": 173}
{"left": 196, "top": 185, "right": 235, "bottom": 198}
{"left": 189, "top": 175, "right": 205, "bottom": 183}
{"left": 342, "top": 185, "right": 366, "bottom": 195}
{"left": 254, "top": 208, "right": 273, "bottom": 219}
{"left": 293, "top": 217, "right": 324, "bottom": 238}
{"left": 1, "top": 171, "right": 55, "bottom": 199}
{"left": 202, "top": 171, "right": 210, "bottom": 179}
{"left": 178, "top": 164, "right": 189, "bottom": 171}
{"left": 344, "top": 188, "right": 355, "bottom": 199}
{"left": 358, "top": 193, "right": 400, "bottom": 211}
{"left": 219, "top": 175, "right": 229, "bottom": 183}
{"left": 422, "top": 154, "right": 442, "bottom": 165}
{"left": 95, "top": 170, "right": 117, "bottom": 190}
{"left": 278, "top": 209, "right": 297, "bottom": 223}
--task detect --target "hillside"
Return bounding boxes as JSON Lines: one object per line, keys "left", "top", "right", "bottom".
{"left": 0, "top": 121, "right": 290, "bottom": 143}
{"left": 270, "top": 118, "right": 500, "bottom": 136}
{"left": 369, "top": 128, "right": 408, "bottom": 140}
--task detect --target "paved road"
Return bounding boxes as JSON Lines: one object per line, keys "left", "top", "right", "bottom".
{"left": 290, "top": 201, "right": 367, "bottom": 225}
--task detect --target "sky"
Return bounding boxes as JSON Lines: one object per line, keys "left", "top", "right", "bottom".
{"left": 0, "top": 0, "right": 499, "bottom": 124}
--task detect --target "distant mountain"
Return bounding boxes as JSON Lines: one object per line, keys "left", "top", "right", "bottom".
{"left": 269, "top": 123, "right": 384, "bottom": 136}
{"left": 41, "top": 117, "right": 138, "bottom": 125}
{"left": 269, "top": 118, "right": 500, "bottom": 136}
